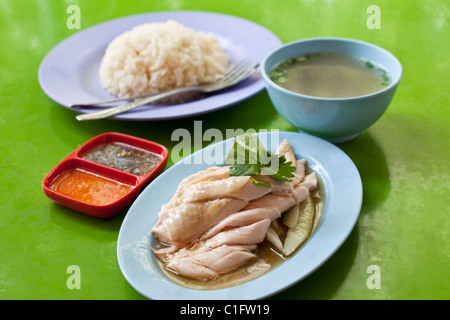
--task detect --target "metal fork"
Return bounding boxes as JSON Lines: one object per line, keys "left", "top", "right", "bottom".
{"left": 70, "top": 93, "right": 160, "bottom": 108}
{"left": 75, "top": 59, "right": 259, "bottom": 121}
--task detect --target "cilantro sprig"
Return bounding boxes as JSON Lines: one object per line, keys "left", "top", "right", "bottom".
{"left": 226, "top": 134, "right": 296, "bottom": 187}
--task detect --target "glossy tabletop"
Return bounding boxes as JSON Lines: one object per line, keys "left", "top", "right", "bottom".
{"left": 0, "top": 0, "right": 448, "bottom": 300}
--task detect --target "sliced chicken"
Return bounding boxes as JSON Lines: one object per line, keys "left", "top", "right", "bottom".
{"left": 200, "top": 207, "right": 280, "bottom": 241}
{"left": 300, "top": 172, "right": 318, "bottom": 191}
{"left": 277, "top": 139, "right": 296, "bottom": 164}
{"left": 180, "top": 176, "right": 272, "bottom": 202}
{"left": 245, "top": 192, "right": 298, "bottom": 215}
{"left": 163, "top": 244, "right": 258, "bottom": 280}
{"left": 252, "top": 175, "right": 295, "bottom": 194}
{"left": 294, "top": 159, "right": 306, "bottom": 182}
{"left": 163, "top": 166, "right": 230, "bottom": 209}
{"left": 152, "top": 139, "right": 319, "bottom": 280}
{"left": 153, "top": 172, "right": 272, "bottom": 246}
{"left": 158, "top": 220, "right": 270, "bottom": 280}
{"left": 152, "top": 198, "right": 248, "bottom": 246}
{"left": 276, "top": 139, "right": 307, "bottom": 185}
{"left": 205, "top": 219, "right": 271, "bottom": 248}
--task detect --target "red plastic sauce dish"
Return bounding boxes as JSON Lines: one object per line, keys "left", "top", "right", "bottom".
{"left": 42, "top": 132, "right": 169, "bottom": 219}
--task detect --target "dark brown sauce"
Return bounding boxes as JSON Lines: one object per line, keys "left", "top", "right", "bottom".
{"left": 83, "top": 142, "right": 162, "bottom": 175}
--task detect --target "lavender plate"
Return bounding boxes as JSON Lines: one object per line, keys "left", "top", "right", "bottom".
{"left": 38, "top": 11, "right": 282, "bottom": 121}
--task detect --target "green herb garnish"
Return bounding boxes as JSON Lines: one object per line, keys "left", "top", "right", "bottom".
{"left": 365, "top": 61, "right": 374, "bottom": 69}
{"left": 304, "top": 53, "right": 321, "bottom": 60}
{"left": 226, "top": 133, "right": 296, "bottom": 187}
{"left": 270, "top": 69, "right": 288, "bottom": 83}
{"left": 250, "top": 177, "right": 270, "bottom": 188}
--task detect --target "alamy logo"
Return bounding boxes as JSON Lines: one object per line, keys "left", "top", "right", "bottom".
{"left": 66, "top": 5, "right": 81, "bottom": 30}
{"left": 367, "top": 5, "right": 381, "bottom": 29}
{"left": 171, "top": 121, "right": 282, "bottom": 171}
{"left": 366, "top": 265, "right": 381, "bottom": 289}
{"left": 66, "top": 265, "right": 81, "bottom": 289}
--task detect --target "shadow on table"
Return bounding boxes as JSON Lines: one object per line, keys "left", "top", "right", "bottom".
{"left": 48, "top": 202, "right": 127, "bottom": 242}
{"left": 271, "top": 226, "right": 360, "bottom": 300}
{"left": 271, "top": 131, "right": 391, "bottom": 299}
{"left": 339, "top": 131, "right": 391, "bottom": 211}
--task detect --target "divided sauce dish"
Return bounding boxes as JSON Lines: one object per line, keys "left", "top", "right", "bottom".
{"left": 42, "top": 132, "right": 168, "bottom": 218}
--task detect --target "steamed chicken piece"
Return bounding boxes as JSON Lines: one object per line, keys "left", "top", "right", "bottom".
{"left": 152, "top": 139, "right": 318, "bottom": 280}
{"left": 162, "top": 244, "right": 258, "bottom": 280}
{"left": 162, "top": 166, "right": 231, "bottom": 209}
{"left": 205, "top": 219, "right": 271, "bottom": 248}
{"left": 277, "top": 138, "right": 297, "bottom": 164}
{"left": 200, "top": 207, "right": 280, "bottom": 240}
{"left": 180, "top": 176, "right": 274, "bottom": 202}
{"left": 152, "top": 175, "right": 272, "bottom": 246}
{"left": 156, "top": 220, "right": 270, "bottom": 280}
{"left": 152, "top": 198, "right": 249, "bottom": 247}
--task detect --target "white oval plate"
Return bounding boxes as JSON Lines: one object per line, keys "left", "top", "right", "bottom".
{"left": 117, "top": 131, "right": 362, "bottom": 299}
{"left": 38, "top": 11, "right": 282, "bottom": 120}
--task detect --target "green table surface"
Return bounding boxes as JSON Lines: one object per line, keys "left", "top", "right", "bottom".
{"left": 1, "top": 0, "right": 449, "bottom": 300}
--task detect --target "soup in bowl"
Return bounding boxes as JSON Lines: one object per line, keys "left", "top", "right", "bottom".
{"left": 261, "top": 38, "right": 402, "bottom": 143}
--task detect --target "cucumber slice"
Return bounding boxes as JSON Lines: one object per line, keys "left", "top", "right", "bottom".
{"left": 282, "top": 196, "right": 315, "bottom": 256}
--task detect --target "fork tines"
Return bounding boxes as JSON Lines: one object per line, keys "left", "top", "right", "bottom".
{"left": 224, "top": 58, "right": 259, "bottom": 85}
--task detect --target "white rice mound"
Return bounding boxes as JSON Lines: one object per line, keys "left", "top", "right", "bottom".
{"left": 99, "top": 20, "right": 229, "bottom": 98}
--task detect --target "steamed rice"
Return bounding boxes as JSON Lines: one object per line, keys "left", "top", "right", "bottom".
{"left": 99, "top": 20, "right": 229, "bottom": 98}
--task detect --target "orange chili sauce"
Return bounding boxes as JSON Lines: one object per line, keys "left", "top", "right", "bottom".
{"left": 49, "top": 168, "right": 133, "bottom": 206}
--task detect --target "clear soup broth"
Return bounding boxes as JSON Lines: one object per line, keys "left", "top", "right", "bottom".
{"left": 270, "top": 52, "right": 390, "bottom": 98}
